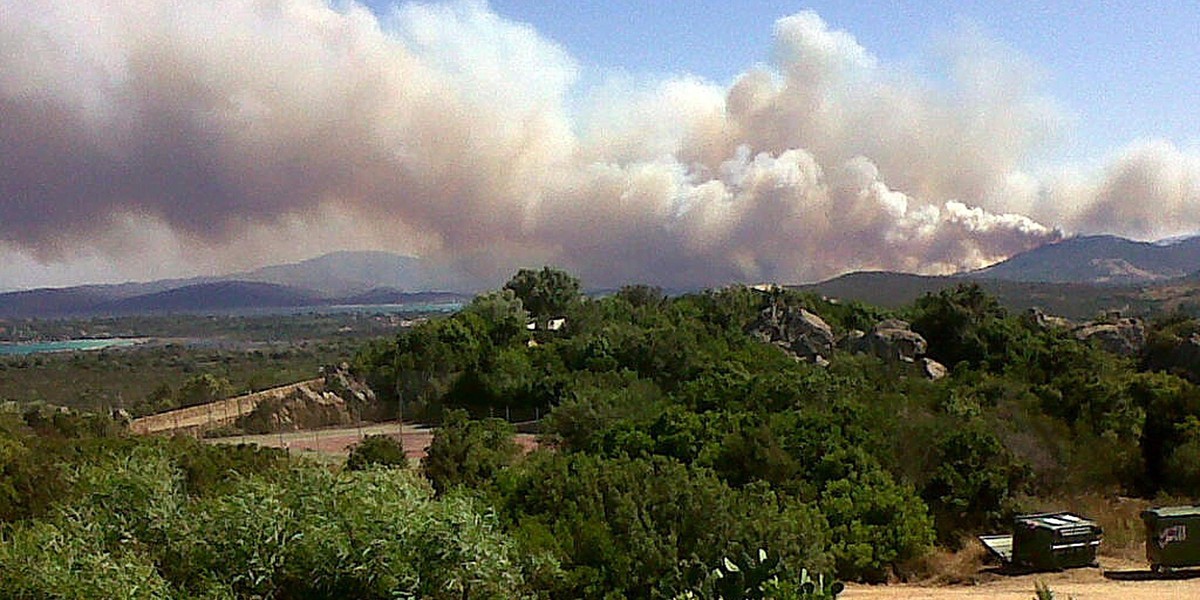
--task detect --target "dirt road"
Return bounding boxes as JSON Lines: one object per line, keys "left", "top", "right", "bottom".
{"left": 844, "top": 559, "right": 1200, "bottom": 599}
{"left": 205, "top": 421, "right": 539, "bottom": 459}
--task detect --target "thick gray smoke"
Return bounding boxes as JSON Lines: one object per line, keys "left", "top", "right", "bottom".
{"left": 1, "top": 1, "right": 1195, "bottom": 289}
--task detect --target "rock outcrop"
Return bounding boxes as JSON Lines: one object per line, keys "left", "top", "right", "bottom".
{"left": 239, "top": 364, "right": 381, "bottom": 434}
{"left": 323, "top": 362, "right": 377, "bottom": 406}
{"left": 1148, "top": 332, "right": 1200, "bottom": 383}
{"left": 1024, "top": 308, "right": 1073, "bottom": 330}
{"left": 752, "top": 306, "right": 834, "bottom": 363}
{"left": 851, "top": 319, "right": 928, "bottom": 363}
{"left": 1073, "top": 316, "right": 1146, "bottom": 357}
{"left": 922, "top": 357, "right": 948, "bottom": 381}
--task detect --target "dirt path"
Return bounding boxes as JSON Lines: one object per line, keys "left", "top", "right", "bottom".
{"left": 844, "top": 559, "right": 1200, "bottom": 599}
{"left": 205, "top": 421, "right": 539, "bottom": 460}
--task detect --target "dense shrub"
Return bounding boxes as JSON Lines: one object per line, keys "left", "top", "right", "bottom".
{"left": 498, "top": 453, "right": 832, "bottom": 598}
{"left": 921, "top": 425, "right": 1029, "bottom": 542}
{"left": 422, "top": 410, "right": 521, "bottom": 494}
{"left": 0, "top": 446, "right": 530, "bottom": 600}
{"left": 346, "top": 434, "right": 409, "bottom": 471}
{"left": 819, "top": 466, "right": 935, "bottom": 583}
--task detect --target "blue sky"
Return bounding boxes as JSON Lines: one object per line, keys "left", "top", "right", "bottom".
{"left": 367, "top": 0, "right": 1200, "bottom": 164}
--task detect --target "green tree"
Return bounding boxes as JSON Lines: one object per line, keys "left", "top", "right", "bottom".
{"left": 346, "top": 434, "right": 409, "bottom": 471}
{"left": 176, "top": 374, "right": 233, "bottom": 409}
{"left": 422, "top": 410, "right": 521, "bottom": 494}
{"left": 819, "top": 466, "right": 935, "bottom": 582}
{"left": 910, "top": 283, "right": 1024, "bottom": 369}
{"left": 503, "top": 267, "right": 582, "bottom": 320}
{"left": 921, "top": 425, "right": 1029, "bottom": 542}
{"left": 463, "top": 289, "right": 530, "bottom": 346}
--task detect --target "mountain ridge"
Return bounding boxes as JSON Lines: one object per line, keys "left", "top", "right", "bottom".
{"left": 0, "top": 251, "right": 472, "bottom": 318}
{"left": 6, "top": 235, "right": 1200, "bottom": 319}
{"left": 965, "top": 234, "right": 1200, "bottom": 284}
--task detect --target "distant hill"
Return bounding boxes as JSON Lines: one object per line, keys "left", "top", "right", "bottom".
{"left": 337, "top": 288, "right": 470, "bottom": 306}
{"left": 0, "top": 251, "right": 477, "bottom": 318}
{"left": 0, "top": 287, "right": 124, "bottom": 319}
{"left": 0, "top": 280, "right": 471, "bottom": 319}
{"left": 795, "top": 271, "right": 1156, "bottom": 320}
{"left": 234, "top": 251, "right": 443, "bottom": 297}
{"left": 967, "top": 234, "right": 1200, "bottom": 285}
{"left": 93, "top": 281, "right": 324, "bottom": 315}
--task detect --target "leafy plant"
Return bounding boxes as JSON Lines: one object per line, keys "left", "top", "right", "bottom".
{"left": 346, "top": 434, "right": 409, "bottom": 471}
{"left": 681, "top": 550, "right": 845, "bottom": 600}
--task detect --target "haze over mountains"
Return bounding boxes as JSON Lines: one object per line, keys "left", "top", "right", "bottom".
{"left": 3, "top": 233, "right": 1200, "bottom": 320}
{"left": 0, "top": 252, "right": 469, "bottom": 318}
{"left": 796, "top": 233, "right": 1200, "bottom": 318}
{"left": 968, "top": 235, "right": 1200, "bottom": 284}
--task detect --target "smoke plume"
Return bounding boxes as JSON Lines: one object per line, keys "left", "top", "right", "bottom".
{"left": 1, "top": 1, "right": 1195, "bottom": 289}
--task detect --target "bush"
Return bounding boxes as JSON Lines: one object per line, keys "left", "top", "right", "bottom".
{"left": 1, "top": 446, "right": 530, "bottom": 599}
{"left": 422, "top": 410, "right": 520, "bottom": 494}
{"left": 346, "top": 434, "right": 409, "bottom": 471}
{"left": 922, "top": 425, "right": 1029, "bottom": 542}
{"left": 499, "top": 453, "right": 832, "bottom": 598}
{"left": 819, "top": 466, "right": 935, "bottom": 582}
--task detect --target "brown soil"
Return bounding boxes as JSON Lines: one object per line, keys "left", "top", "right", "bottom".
{"left": 846, "top": 557, "right": 1200, "bottom": 599}
{"left": 205, "top": 421, "right": 539, "bottom": 459}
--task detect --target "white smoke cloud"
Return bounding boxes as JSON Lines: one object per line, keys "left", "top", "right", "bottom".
{"left": 0, "top": 1, "right": 1193, "bottom": 290}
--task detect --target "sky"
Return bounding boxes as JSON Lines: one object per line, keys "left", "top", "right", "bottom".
{"left": 2, "top": 0, "right": 1199, "bottom": 291}
{"left": 476, "top": 0, "right": 1200, "bottom": 162}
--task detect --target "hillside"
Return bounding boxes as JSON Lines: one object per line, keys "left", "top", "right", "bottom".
{"left": 0, "top": 251, "right": 472, "bottom": 318}
{"left": 234, "top": 251, "right": 442, "bottom": 296}
{"left": 93, "top": 281, "right": 324, "bottom": 315}
{"left": 969, "top": 234, "right": 1200, "bottom": 284}
{"left": 0, "top": 287, "right": 124, "bottom": 318}
{"left": 796, "top": 271, "right": 1155, "bottom": 319}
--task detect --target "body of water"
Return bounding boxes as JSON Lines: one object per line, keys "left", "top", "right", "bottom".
{"left": 0, "top": 338, "right": 147, "bottom": 356}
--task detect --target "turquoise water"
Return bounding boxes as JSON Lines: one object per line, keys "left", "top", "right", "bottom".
{"left": 0, "top": 338, "right": 145, "bottom": 356}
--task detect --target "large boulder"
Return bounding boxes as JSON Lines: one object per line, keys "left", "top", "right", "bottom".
{"left": 922, "top": 358, "right": 948, "bottom": 381}
{"left": 1073, "top": 317, "right": 1145, "bottom": 357}
{"left": 752, "top": 306, "right": 834, "bottom": 362}
{"left": 852, "top": 319, "right": 928, "bottom": 363}
{"left": 1024, "top": 308, "right": 1073, "bottom": 330}
{"left": 323, "top": 362, "right": 377, "bottom": 405}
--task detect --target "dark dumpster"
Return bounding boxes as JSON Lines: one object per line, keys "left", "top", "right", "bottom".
{"left": 979, "top": 512, "right": 1102, "bottom": 571}
{"left": 1142, "top": 505, "right": 1200, "bottom": 572}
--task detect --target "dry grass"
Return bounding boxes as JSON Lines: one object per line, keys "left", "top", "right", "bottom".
{"left": 898, "top": 537, "right": 990, "bottom": 585}
{"left": 1019, "top": 494, "right": 1151, "bottom": 562}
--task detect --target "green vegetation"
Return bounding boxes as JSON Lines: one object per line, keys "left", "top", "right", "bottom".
{"left": 354, "top": 271, "right": 1200, "bottom": 590}
{"left": 0, "top": 311, "right": 425, "bottom": 415}
{"left": 0, "top": 344, "right": 333, "bottom": 416}
{"left": 345, "top": 434, "right": 409, "bottom": 471}
{"left": 7, "top": 268, "right": 1200, "bottom": 597}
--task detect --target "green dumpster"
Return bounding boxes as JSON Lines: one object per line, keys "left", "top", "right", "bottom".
{"left": 1010, "top": 512, "right": 1102, "bottom": 571}
{"left": 1142, "top": 505, "right": 1200, "bottom": 572}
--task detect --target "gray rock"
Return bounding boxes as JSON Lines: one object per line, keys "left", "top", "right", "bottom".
{"left": 1025, "top": 308, "right": 1073, "bottom": 330}
{"left": 838, "top": 329, "right": 865, "bottom": 351}
{"left": 1073, "top": 317, "right": 1145, "bottom": 357}
{"left": 922, "top": 358, "right": 948, "bottom": 380}
{"left": 752, "top": 305, "right": 834, "bottom": 362}
{"left": 852, "top": 319, "right": 928, "bottom": 363}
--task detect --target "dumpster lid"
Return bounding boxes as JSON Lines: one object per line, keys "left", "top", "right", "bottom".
{"left": 978, "top": 534, "right": 1014, "bottom": 563}
{"left": 1142, "top": 505, "right": 1200, "bottom": 519}
{"left": 1015, "top": 512, "right": 1098, "bottom": 530}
